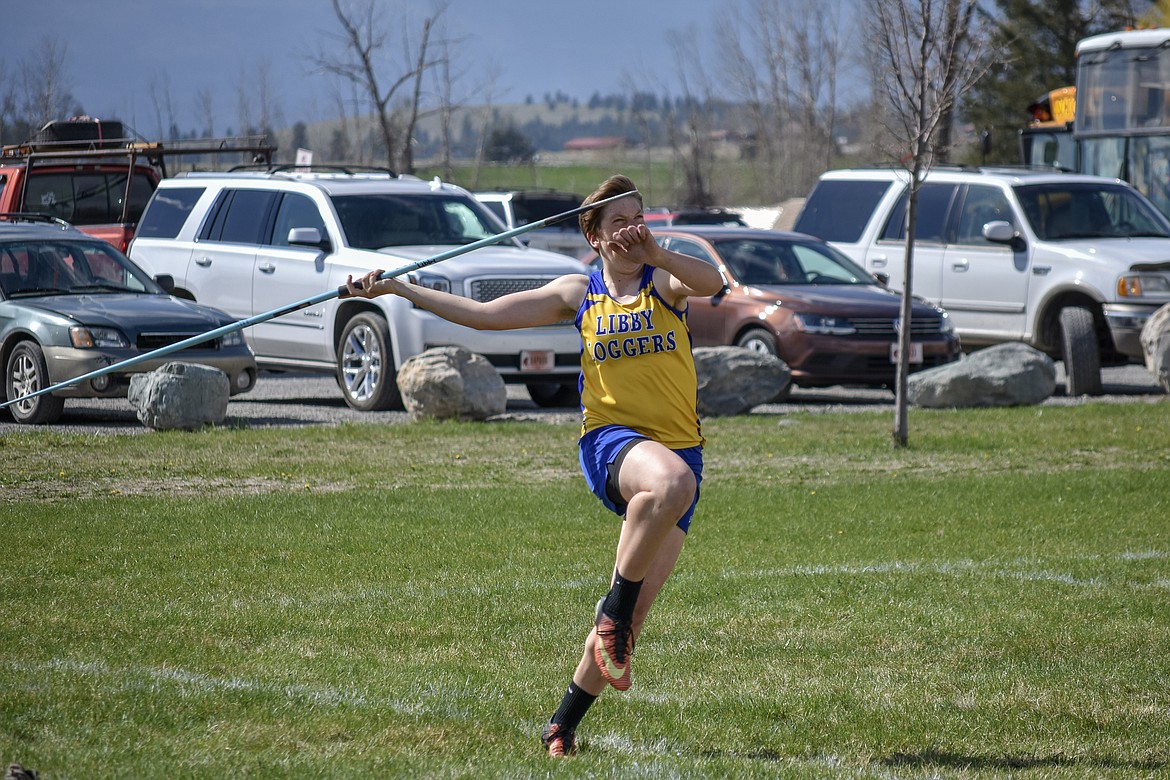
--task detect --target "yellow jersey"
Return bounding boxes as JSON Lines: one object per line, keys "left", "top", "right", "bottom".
{"left": 576, "top": 266, "right": 702, "bottom": 448}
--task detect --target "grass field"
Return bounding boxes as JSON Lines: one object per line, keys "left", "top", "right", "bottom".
{"left": 2, "top": 403, "right": 1168, "bottom": 778}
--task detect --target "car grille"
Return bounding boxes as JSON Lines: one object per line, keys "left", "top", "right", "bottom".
{"left": 468, "top": 278, "right": 552, "bottom": 302}
{"left": 137, "top": 333, "right": 219, "bottom": 351}
{"left": 467, "top": 277, "right": 574, "bottom": 325}
{"left": 850, "top": 316, "right": 942, "bottom": 337}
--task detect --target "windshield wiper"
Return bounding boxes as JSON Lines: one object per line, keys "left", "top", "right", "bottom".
{"left": 71, "top": 283, "right": 139, "bottom": 293}
{"left": 6, "top": 288, "right": 67, "bottom": 297}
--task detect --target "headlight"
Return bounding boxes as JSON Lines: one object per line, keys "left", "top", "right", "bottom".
{"left": 1117, "top": 274, "right": 1170, "bottom": 298}
{"left": 939, "top": 311, "right": 955, "bottom": 333}
{"left": 793, "top": 313, "right": 856, "bottom": 335}
{"left": 221, "top": 330, "right": 245, "bottom": 347}
{"left": 411, "top": 272, "right": 451, "bottom": 294}
{"left": 69, "top": 326, "right": 129, "bottom": 349}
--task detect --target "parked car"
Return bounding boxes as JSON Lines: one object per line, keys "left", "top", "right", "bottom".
{"left": 473, "top": 189, "right": 592, "bottom": 259}
{"left": 0, "top": 117, "right": 274, "bottom": 252}
{"left": 129, "top": 169, "right": 587, "bottom": 411}
{"left": 642, "top": 207, "right": 747, "bottom": 228}
{"left": 588, "top": 226, "right": 959, "bottom": 395}
{"left": 793, "top": 166, "right": 1170, "bottom": 395}
{"left": 0, "top": 214, "right": 256, "bottom": 424}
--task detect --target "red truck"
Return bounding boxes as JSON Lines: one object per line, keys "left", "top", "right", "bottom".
{"left": 0, "top": 117, "right": 275, "bottom": 251}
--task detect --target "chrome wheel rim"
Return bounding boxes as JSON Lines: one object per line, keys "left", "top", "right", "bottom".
{"left": 10, "top": 352, "right": 40, "bottom": 415}
{"left": 340, "top": 323, "right": 383, "bottom": 403}
{"left": 742, "top": 337, "right": 772, "bottom": 355}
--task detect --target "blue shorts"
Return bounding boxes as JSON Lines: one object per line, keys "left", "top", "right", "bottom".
{"left": 578, "top": 424, "right": 703, "bottom": 533}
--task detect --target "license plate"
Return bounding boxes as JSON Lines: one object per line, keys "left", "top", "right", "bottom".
{"left": 890, "top": 342, "right": 924, "bottom": 364}
{"left": 520, "top": 349, "right": 555, "bottom": 371}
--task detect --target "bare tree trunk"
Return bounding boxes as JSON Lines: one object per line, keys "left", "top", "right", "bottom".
{"left": 21, "top": 37, "right": 73, "bottom": 130}
{"left": 315, "top": 0, "right": 450, "bottom": 173}
{"left": 400, "top": 12, "right": 439, "bottom": 175}
{"left": 195, "top": 88, "right": 215, "bottom": 138}
{"left": 869, "top": 0, "right": 989, "bottom": 448}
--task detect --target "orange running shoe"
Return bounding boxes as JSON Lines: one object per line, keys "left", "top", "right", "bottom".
{"left": 541, "top": 722, "right": 577, "bottom": 757}
{"left": 593, "top": 598, "right": 633, "bottom": 691}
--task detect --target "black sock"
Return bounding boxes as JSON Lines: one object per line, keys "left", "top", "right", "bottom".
{"left": 601, "top": 571, "right": 643, "bottom": 623}
{"left": 550, "top": 682, "right": 598, "bottom": 732}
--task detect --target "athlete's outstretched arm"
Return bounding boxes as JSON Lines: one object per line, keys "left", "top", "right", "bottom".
{"left": 343, "top": 269, "right": 588, "bottom": 330}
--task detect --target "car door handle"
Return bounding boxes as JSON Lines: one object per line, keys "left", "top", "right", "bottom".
{"left": 870, "top": 254, "right": 888, "bottom": 268}
{"left": 258, "top": 262, "right": 276, "bottom": 274}
{"left": 195, "top": 257, "right": 212, "bottom": 267}
{"left": 952, "top": 258, "right": 969, "bottom": 272}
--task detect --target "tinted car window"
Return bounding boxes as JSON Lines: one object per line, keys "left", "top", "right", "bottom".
{"left": 333, "top": 193, "right": 497, "bottom": 249}
{"left": 270, "top": 192, "right": 326, "bottom": 246}
{"left": 955, "top": 185, "right": 1014, "bottom": 245}
{"left": 790, "top": 242, "right": 870, "bottom": 283}
{"left": 0, "top": 238, "right": 157, "bottom": 297}
{"left": 879, "top": 182, "right": 958, "bottom": 242}
{"left": 511, "top": 195, "right": 581, "bottom": 225}
{"left": 23, "top": 171, "right": 155, "bottom": 225}
{"left": 662, "top": 236, "right": 718, "bottom": 266}
{"left": 200, "top": 189, "right": 277, "bottom": 244}
{"left": 1014, "top": 181, "right": 1170, "bottom": 240}
{"left": 795, "top": 179, "right": 892, "bottom": 242}
{"left": 137, "top": 187, "right": 205, "bottom": 239}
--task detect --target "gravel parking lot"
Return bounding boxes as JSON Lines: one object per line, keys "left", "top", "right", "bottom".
{"left": 1, "top": 363, "right": 1164, "bottom": 435}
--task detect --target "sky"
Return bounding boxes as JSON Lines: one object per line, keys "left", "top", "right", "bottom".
{"left": 8, "top": 0, "right": 720, "bottom": 138}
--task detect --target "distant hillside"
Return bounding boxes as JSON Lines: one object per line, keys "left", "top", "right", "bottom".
{"left": 274, "top": 100, "right": 669, "bottom": 164}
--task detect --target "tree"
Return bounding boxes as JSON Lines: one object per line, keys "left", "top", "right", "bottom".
{"left": 715, "top": 0, "right": 852, "bottom": 201}
{"left": 867, "top": 0, "right": 991, "bottom": 447}
{"left": 665, "top": 26, "right": 718, "bottom": 207}
{"left": 963, "top": 0, "right": 1150, "bottom": 164}
{"left": 16, "top": 36, "right": 77, "bottom": 133}
{"left": 314, "top": 0, "right": 449, "bottom": 173}
{"left": 484, "top": 124, "right": 534, "bottom": 163}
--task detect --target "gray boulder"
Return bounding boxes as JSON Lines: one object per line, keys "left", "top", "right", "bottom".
{"left": 908, "top": 343, "right": 1056, "bottom": 408}
{"left": 396, "top": 346, "right": 506, "bottom": 420}
{"left": 127, "top": 361, "right": 230, "bottom": 430}
{"left": 1140, "top": 302, "right": 1170, "bottom": 393}
{"left": 693, "top": 346, "right": 791, "bottom": 417}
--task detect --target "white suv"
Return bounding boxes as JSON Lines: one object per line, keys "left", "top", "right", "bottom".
{"left": 129, "top": 169, "right": 587, "bottom": 410}
{"left": 794, "top": 167, "right": 1170, "bottom": 395}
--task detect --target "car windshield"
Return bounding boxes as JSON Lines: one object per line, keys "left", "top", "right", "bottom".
{"left": 1014, "top": 182, "right": 1170, "bottom": 240}
{"left": 0, "top": 238, "right": 159, "bottom": 298}
{"left": 512, "top": 195, "right": 580, "bottom": 225}
{"left": 711, "top": 237, "right": 873, "bottom": 286}
{"left": 333, "top": 193, "right": 501, "bottom": 249}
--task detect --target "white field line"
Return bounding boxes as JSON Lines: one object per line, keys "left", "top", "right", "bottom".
{"left": 10, "top": 658, "right": 433, "bottom": 717}
{"left": 715, "top": 550, "right": 1170, "bottom": 591}
{"left": 12, "top": 659, "right": 882, "bottom": 773}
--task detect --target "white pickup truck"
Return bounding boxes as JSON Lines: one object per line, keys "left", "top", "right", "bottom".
{"left": 794, "top": 167, "right": 1170, "bottom": 395}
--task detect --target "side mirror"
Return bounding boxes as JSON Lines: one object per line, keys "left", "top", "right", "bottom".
{"left": 983, "top": 220, "right": 1024, "bottom": 249}
{"left": 288, "top": 227, "right": 331, "bottom": 251}
{"left": 154, "top": 273, "right": 175, "bottom": 292}
{"left": 872, "top": 271, "right": 890, "bottom": 287}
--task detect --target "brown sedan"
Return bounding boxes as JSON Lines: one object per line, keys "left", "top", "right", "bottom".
{"left": 591, "top": 226, "right": 960, "bottom": 394}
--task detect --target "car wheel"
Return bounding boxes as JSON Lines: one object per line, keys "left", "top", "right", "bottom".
{"left": 736, "top": 328, "right": 777, "bottom": 356}
{"left": 526, "top": 381, "right": 579, "bottom": 408}
{"left": 5, "top": 341, "right": 65, "bottom": 424}
{"left": 1059, "top": 305, "right": 1103, "bottom": 396}
{"left": 337, "top": 312, "right": 404, "bottom": 411}
{"left": 735, "top": 327, "right": 791, "bottom": 401}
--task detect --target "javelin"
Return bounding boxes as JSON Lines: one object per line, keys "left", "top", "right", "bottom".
{"left": 1, "top": 189, "right": 637, "bottom": 412}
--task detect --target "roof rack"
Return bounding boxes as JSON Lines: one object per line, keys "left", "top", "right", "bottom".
{"left": 226, "top": 163, "right": 396, "bottom": 176}
{"left": 2, "top": 118, "right": 276, "bottom": 176}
